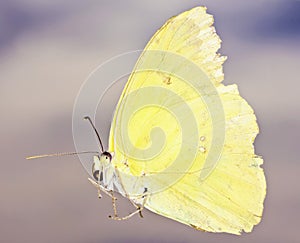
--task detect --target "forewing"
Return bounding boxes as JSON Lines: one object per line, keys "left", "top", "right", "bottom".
{"left": 108, "top": 6, "right": 266, "bottom": 234}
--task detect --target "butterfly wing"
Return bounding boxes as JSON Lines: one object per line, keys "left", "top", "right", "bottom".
{"left": 108, "top": 6, "right": 266, "bottom": 234}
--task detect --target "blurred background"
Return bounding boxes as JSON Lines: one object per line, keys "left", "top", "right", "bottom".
{"left": 0, "top": 0, "right": 299, "bottom": 242}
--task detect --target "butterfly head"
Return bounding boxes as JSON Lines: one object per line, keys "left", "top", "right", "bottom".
{"left": 92, "top": 151, "right": 112, "bottom": 181}
{"left": 100, "top": 151, "right": 112, "bottom": 164}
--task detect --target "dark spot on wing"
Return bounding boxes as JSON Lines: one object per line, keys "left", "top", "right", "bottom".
{"left": 163, "top": 77, "right": 172, "bottom": 85}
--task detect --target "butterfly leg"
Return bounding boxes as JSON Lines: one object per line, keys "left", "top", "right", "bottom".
{"left": 108, "top": 193, "right": 147, "bottom": 221}
{"left": 133, "top": 187, "right": 148, "bottom": 218}
{"left": 104, "top": 185, "right": 141, "bottom": 220}
{"left": 88, "top": 178, "right": 123, "bottom": 219}
{"left": 108, "top": 194, "right": 146, "bottom": 220}
{"left": 109, "top": 167, "right": 148, "bottom": 220}
{"left": 109, "top": 209, "right": 142, "bottom": 220}
{"left": 88, "top": 178, "right": 115, "bottom": 199}
{"left": 110, "top": 190, "right": 119, "bottom": 218}
{"left": 108, "top": 195, "right": 146, "bottom": 220}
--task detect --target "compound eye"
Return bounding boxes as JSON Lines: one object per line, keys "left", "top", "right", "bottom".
{"left": 102, "top": 151, "right": 112, "bottom": 162}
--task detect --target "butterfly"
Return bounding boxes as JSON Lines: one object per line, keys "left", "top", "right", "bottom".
{"left": 28, "top": 6, "right": 266, "bottom": 235}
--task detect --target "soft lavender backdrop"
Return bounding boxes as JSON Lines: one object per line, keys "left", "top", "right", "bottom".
{"left": 0, "top": 0, "right": 299, "bottom": 243}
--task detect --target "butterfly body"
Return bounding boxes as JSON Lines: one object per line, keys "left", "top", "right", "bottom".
{"left": 91, "top": 152, "right": 147, "bottom": 206}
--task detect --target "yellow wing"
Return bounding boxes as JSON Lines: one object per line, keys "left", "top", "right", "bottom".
{"left": 108, "top": 6, "right": 266, "bottom": 234}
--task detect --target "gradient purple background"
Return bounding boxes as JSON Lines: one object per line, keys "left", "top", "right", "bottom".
{"left": 1, "top": 1, "right": 299, "bottom": 242}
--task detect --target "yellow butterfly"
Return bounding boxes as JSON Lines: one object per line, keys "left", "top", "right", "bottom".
{"left": 29, "top": 6, "right": 266, "bottom": 235}
{"left": 92, "top": 6, "right": 266, "bottom": 234}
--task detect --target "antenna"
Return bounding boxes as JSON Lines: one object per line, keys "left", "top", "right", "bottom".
{"left": 84, "top": 116, "right": 104, "bottom": 152}
{"left": 26, "top": 151, "right": 99, "bottom": 160}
